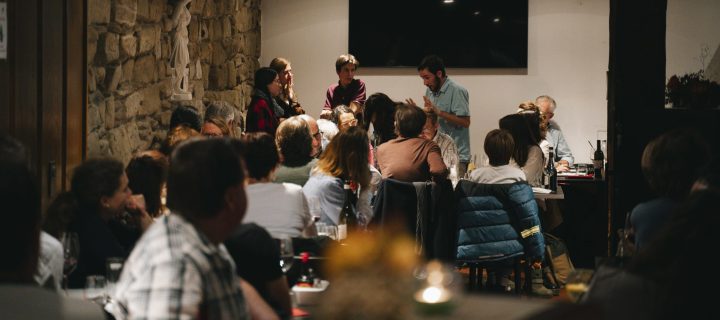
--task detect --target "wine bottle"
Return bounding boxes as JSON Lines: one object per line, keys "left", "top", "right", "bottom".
{"left": 593, "top": 139, "right": 605, "bottom": 179}
{"left": 338, "top": 182, "right": 358, "bottom": 240}
{"left": 545, "top": 147, "right": 557, "bottom": 192}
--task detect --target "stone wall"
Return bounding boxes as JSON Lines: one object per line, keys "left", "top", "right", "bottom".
{"left": 87, "top": 0, "right": 260, "bottom": 164}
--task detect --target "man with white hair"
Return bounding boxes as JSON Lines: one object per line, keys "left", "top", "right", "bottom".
{"left": 535, "top": 95, "right": 574, "bottom": 172}
{"left": 205, "top": 101, "right": 240, "bottom": 136}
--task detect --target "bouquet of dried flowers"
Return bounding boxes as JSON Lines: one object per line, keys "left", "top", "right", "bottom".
{"left": 665, "top": 70, "right": 720, "bottom": 109}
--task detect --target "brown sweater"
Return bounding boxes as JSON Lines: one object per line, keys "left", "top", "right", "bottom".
{"left": 376, "top": 137, "right": 448, "bottom": 182}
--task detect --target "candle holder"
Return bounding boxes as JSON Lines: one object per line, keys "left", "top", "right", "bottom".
{"left": 413, "top": 260, "right": 459, "bottom": 315}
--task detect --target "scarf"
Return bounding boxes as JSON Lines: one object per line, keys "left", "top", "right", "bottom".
{"left": 253, "top": 89, "right": 284, "bottom": 118}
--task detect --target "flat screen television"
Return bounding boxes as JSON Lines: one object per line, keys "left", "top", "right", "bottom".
{"left": 349, "top": 0, "right": 528, "bottom": 68}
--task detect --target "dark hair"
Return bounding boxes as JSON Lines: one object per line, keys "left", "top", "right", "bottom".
{"left": 0, "top": 136, "right": 39, "bottom": 282}
{"left": 335, "top": 54, "right": 360, "bottom": 73}
{"left": 126, "top": 151, "right": 168, "bottom": 217}
{"left": 499, "top": 113, "right": 541, "bottom": 167}
{"left": 363, "top": 92, "right": 398, "bottom": 144}
{"left": 641, "top": 129, "right": 710, "bottom": 199}
{"left": 315, "top": 126, "right": 371, "bottom": 190}
{"left": 254, "top": 67, "right": 278, "bottom": 96}
{"left": 169, "top": 105, "right": 202, "bottom": 132}
{"left": 167, "top": 138, "right": 246, "bottom": 219}
{"left": 395, "top": 103, "right": 426, "bottom": 138}
{"left": 71, "top": 158, "right": 126, "bottom": 211}
{"left": 276, "top": 116, "right": 313, "bottom": 167}
{"left": 417, "top": 54, "right": 446, "bottom": 77}
{"left": 484, "top": 129, "right": 515, "bottom": 166}
{"left": 241, "top": 132, "right": 280, "bottom": 180}
{"left": 628, "top": 189, "right": 719, "bottom": 319}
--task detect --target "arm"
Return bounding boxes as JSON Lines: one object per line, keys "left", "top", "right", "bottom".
{"left": 239, "top": 279, "right": 281, "bottom": 320}
{"left": 427, "top": 143, "right": 449, "bottom": 179}
{"left": 522, "top": 146, "right": 545, "bottom": 187}
{"left": 352, "top": 80, "right": 367, "bottom": 106}
{"left": 264, "top": 276, "right": 292, "bottom": 320}
{"left": 553, "top": 129, "right": 574, "bottom": 166}
{"left": 422, "top": 96, "right": 470, "bottom": 128}
{"left": 323, "top": 87, "right": 333, "bottom": 110}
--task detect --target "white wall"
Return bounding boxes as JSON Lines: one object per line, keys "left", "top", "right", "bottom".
{"left": 666, "top": 0, "right": 720, "bottom": 81}
{"left": 261, "top": 0, "right": 609, "bottom": 164}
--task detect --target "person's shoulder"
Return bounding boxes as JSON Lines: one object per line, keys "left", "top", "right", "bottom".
{"left": 280, "top": 182, "right": 304, "bottom": 193}
{"left": 437, "top": 131, "right": 454, "bottom": 143}
{"left": 447, "top": 77, "right": 468, "bottom": 92}
{"left": 354, "top": 78, "right": 366, "bottom": 87}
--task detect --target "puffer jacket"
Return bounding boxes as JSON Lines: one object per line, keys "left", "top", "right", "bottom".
{"left": 455, "top": 180, "right": 544, "bottom": 261}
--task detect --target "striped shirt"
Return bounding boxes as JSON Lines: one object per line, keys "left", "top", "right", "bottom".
{"left": 111, "top": 214, "right": 248, "bottom": 320}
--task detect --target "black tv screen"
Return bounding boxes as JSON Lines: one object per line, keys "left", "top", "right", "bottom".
{"left": 349, "top": 0, "right": 528, "bottom": 68}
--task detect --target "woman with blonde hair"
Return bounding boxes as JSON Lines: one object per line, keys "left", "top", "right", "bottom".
{"left": 269, "top": 57, "right": 305, "bottom": 118}
{"left": 303, "top": 126, "right": 371, "bottom": 226}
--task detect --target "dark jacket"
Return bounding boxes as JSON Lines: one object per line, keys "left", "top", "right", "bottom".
{"left": 455, "top": 180, "right": 544, "bottom": 261}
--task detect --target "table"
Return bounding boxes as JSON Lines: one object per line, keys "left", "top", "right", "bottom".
{"left": 534, "top": 186, "right": 565, "bottom": 200}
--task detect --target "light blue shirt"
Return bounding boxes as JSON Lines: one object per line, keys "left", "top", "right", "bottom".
{"left": 546, "top": 121, "right": 574, "bottom": 165}
{"left": 425, "top": 78, "right": 471, "bottom": 162}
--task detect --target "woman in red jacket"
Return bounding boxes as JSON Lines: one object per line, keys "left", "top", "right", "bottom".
{"left": 246, "top": 67, "right": 283, "bottom": 136}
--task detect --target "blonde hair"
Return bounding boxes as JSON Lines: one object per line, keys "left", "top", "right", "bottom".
{"left": 314, "top": 126, "right": 370, "bottom": 189}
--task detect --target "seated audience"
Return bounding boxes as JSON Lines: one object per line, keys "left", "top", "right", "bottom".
{"left": 630, "top": 129, "right": 709, "bottom": 251}
{"left": 274, "top": 116, "right": 318, "bottom": 186}
{"left": 246, "top": 67, "right": 283, "bottom": 136}
{"left": 376, "top": 104, "right": 447, "bottom": 182}
{"left": 363, "top": 92, "right": 398, "bottom": 147}
{"left": 270, "top": 57, "right": 305, "bottom": 118}
{"left": 584, "top": 189, "right": 719, "bottom": 320}
{"left": 47, "top": 158, "right": 152, "bottom": 288}
{"left": 240, "top": 132, "right": 316, "bottom": 238}
{"left": 299, "top": 114, "right": 323, "bottom": 158}
{"left": 470, "top": 129, "right": 525, "bottom": 184}
{"left": 126, "top": 150, "right": 169, "bottom": 218}
{"left": 535, "top": 95, "right": 574, "bottom": 171}
{"left": 1, "top": 135, "right": 103, "bottom": 318}
{"left": 332, "top": 104, "right": 358, "bottom": 131}
{"left": 205, "top": 100, "right": 239, "bottom": 137}
{"left": 202, "top": 115, "right": 234, "bottom": 137}
{"left": 160, "top": 124, "right": 200, "bottom": 155}
{"left": 112, "top": 138, "right": 275, "bottom": 320}
{"left": 169, "top": 104, "right": 202, "bottom": 132}
{"left": 303, "top": 126, "right": 372, "bottom": 226}
{"left": 422, "top": 109, "right": 459, "bottom": 180}
{"left": 499, "top": 112, "right": 544, "bottom": 187}
{"left": 322, "top": 54, "right": 366, "bottom": 118}
{"left": 225, "top": 223, "right": 292, "bottom": 320}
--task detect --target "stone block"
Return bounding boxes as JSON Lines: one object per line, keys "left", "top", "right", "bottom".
{"left": 142, "top": 85, "right": 162, "bottom": 115}
{"left": 159, "top": 78, "right": 173, "bottom": 98}
{"left": 105, "top": 97, "right": 116, "bottom": 130}
{"left": 161, "top": 100, "right": 172, "bottom": 110}
{"left": 191, "top": 79, "right": 205, "bottom": 100}
{"left": 210, "top": 18, "right": 223, "bottom": 41}
{"left": 124, "top": 90, "right": 144, "bottom": 118}
{"left": 133, "top": 55, "right": 157, "bottom": 84}
{"left": 202, "top": 63, "right": 210, "bottom": 89}
{"left": 160, "top": 110, "right": 173, "bottom": 126}
{"left": 137, "top": 24, "right": 160, "bottom": 54}
{"left": 211, "top": 41, "right": 227, "bottom": 65}
{"left": 104, "top": 65, "right": 123, "bottom": 93}
{"left": 245, "top": 30, "right": 260, "bottom": 57}
{"left": 120, "top": 34, "right": 137, "bottom": 59}
{"left": 227, "top": 60, "right": 237, "bottom": 88}
{"left": 205, "top": 90, "right": 242, "bottom": 110}
{"left": 136, "top": 0, "right": 150, "bottom": 22}
{"left": 148, "top": 0, "right": 165, "bottom": 22}
{"left": 88, "top": 28, "right": 99, "bottom": 65}
{"left": 113, "top": 0, "right": 137, "bottom": 30}
{"left": 88, "top": 69, "right": 97, "bottom": 93}
{"left": 203, "top": 0, "right": 216, "bottom": 17}
{"left": 116, "top": 82, "right": 136, "bottom": 98}
{"left": 223, "top": 16, "right": 232, "bottom": 39}
{"left": 89, "top": 0, "right": 111, "bottom": 24}
{"left": 89, "top": 103, "right": 102, "bottom": 130}
{"left": 100, "top": 32, "right": 120, "bottom": 63}
{"left": 209, "top": 65, "right": 228, "bottom": 90}
{"left": 233, "top": 6, "right": 254, "bottom": 32}
{"left": 87, "top": 131, "right": 111, "bottom": 158}
{"left": 121, "top": 58, "right": 135, "bottom": 84}
{"left": 190, "top": 0, "right": 205, "bottom": 15}
{"left": 108, "top": 125, "right": 133, "bottom": 164}
{"left": 199, "top": 20, "right": 209, "bottom": 41}
{"left": 95, "top": 67, "right": 106, "bottom": 85}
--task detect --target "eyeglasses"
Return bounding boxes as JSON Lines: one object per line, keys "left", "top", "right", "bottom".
{"left": 341, "top": 119, "right": 358, "bottom": 127}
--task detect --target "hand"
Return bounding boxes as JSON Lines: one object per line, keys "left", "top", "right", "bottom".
{"left": 555, "top": 163, "right": 570, "bottom": 172}
{"left": 423, "top": 96, "right": 441, "bottom": 114}
{"left": 405, "top": 98, "right": 417, "bottom": 107}
{"left": 126, "top": 195, "right": 153, "bottom": 232}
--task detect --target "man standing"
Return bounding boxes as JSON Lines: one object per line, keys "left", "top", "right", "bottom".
{"left": 112, "top": 138, "right": 251, "bottom": 320}
{"left": 535, "top": 95, "right": 574, "bottom": 171}
{"left": 417, "top": 55, "right": 471, "bottom": 177}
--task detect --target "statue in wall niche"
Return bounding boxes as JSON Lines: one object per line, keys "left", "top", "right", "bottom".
{"left": 170, "top": 0, "right": 193, "bottom": 101}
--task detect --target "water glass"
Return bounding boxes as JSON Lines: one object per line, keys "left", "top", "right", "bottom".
{"left": 316, "top": 222, "right": 328, "bottom": 237}
{"left": 84, "top": 275, "right": 106, "bottom": 301}
{"left": 106, "top": 257, "right": 124, "bottom": 294}
{"left": 326, "top": 226, "right": 338, "bottom": 240}
{"left": 278, "top": 237, "right": 294, "bottom": 273}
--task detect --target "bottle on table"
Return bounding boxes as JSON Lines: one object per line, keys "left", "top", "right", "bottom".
{"left": 338, "top": 181, "right": 358, "bottom": 241}
{"left": 593, "top": 139, "right": 605, "bottom": 180}
{"left": 544, "top": 147, "right": 557, "bottom": 192}
{"left": 295, "top": 252, "right": 318, "bottom": 288}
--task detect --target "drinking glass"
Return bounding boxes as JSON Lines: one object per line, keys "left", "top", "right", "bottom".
{"left": 106, "top": 257, "right": 124, "bottom": 295}
{"left": 84, "top": 275, "right": 106, "bottom": 302}
{"left": 565, "top": 268, "right": 594, "bottom": 303}
{"left": 326, "top": 226, "right": 338, "bottom": 240}
{"left": 278, "top": 237, "right": 294, "bottom": 273}
{"left": 61, "top": 232, "right": 80, "bottom": 292}
{"left": 316, "top": 222, "right": 328, "bottom": 237}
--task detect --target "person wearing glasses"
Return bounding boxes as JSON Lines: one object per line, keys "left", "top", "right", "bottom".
{"left": 246, "top": 67, "right": 283, "bottom": 137}
{"left": 535, "top": 95, "right": 574, "bottom": 171}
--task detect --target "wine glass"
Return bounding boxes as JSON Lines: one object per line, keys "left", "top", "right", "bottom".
{"left": 106, "top": 257, "right": 124, "bottom": 296}
{"left": 278, "top": 237, "right": 294, "bottom": 273}
{"left": 61, "top": 232, "right": 80, "bottom": 292}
